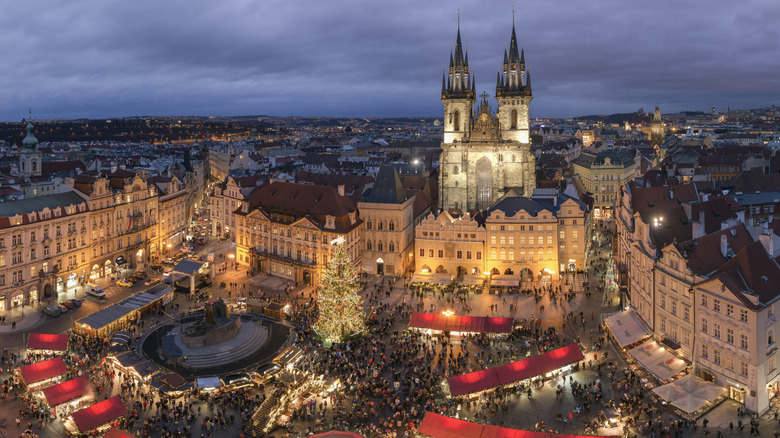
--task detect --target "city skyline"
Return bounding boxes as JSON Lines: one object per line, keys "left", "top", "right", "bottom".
{"left": 2, "top": 0, "right": 779, "bottom": 121}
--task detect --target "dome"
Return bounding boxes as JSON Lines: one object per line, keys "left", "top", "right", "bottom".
{"left": 22, "top": 122, "right": 39, "bottom": 149}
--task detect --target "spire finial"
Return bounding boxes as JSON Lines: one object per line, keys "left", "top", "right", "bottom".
{"left": 457, "top": 9, "right": 460, "bottom": 29}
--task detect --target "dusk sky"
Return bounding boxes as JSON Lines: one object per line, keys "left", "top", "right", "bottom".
{"left": 3, "top": 0, "right": 780, "bottom": 121}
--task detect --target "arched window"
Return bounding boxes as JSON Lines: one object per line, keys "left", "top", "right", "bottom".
{"left": 366, "top": 240, "right": 372, "bottom": 250}
{"left": 511, "top": 109, "right": 518, "bottom": 129}
{"left": 454, "top": 111, "right": 460, "bottom": 131}
{"left": 378, "top": 241, "right": 383, "bottom": 251}
{"left": 388, "top": 221, "right": 395, "bottom": 231}
{"left": 389, "top": 241, "right": 395, "bottom": 252}
{"left": 452, "top": 165, "right": 459, "bottom": 175}
{"left": 366, "top": 220, "right": 372, "bottom": 230}
{"left": 378, "top": 222, "right": 384, "bottom": 231}
{"left": 32, "top": 160, "right": 37, "bottom": 172}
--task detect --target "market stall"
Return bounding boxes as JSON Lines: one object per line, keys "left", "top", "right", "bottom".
{"left": 488, "top": 275, "right": 521, "bottom": 294}
{"left": 27, "top": 333, "right": 69, "bottom": 355}
{"left": 104, "top": 428, "right": 139, "bottom": 438}
{"left": 447, "top": 344, "right": 584, "bottom": 397}
{"left": 64, "top": 395, "right": 128, "bottom": 436}
{"left": 40, "top": 375, "right": 94, "bottom": 417}
{"left": 108, "top": 350, "right": 160, "bottom": 382}
{"left": 196, "top": 376, "right": 222, "bottom": 392}
{"left": 417, "top": 412, "right": 619, "bottom": 438}
{"left": 652, "top": 375, "right": 726, "bottom": 419}
{"left": 408, "top": 312, "right": 512, "bottom": 336}
{"left": 18, "top": 357, "right": 68, "bottom": 391}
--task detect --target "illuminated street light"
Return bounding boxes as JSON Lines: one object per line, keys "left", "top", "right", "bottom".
{"left": 442, "top": 309, "right": 454, "bottom": 317}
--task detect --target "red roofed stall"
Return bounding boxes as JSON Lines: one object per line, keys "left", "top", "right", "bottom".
{"left": 408, "top": 312, "right": 512, "bottom": 335}
{"left": 310, "top": 432, "right": 365, "bottom": 438}
{"left": 418, "top": 413, "right": 619, "bottom": 438}
{"left": 18, "top": 357, "right": 68, "bottom": 390}
{"left": 104, "top": 428, "right": 139, "bottom": 438}
{"left": 447, "top": 344, "right": 584, "bottom": 397}
{"left": 27, "top": 333, "right": 69, "bottom": 353}
{"left": 41, "top": 376, "right": 94, "bottom": 415}
{"left": 69, "top": 396, "right": 128, "bottom": 435}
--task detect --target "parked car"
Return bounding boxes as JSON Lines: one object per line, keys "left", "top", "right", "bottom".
{"left": 57, "top": 304, "right": 69, "bottom": 313}
{"left": 144, "top": 278, "right": 160, "bottom": 287}
{"left": 43, "top": 306, "right": 61, "bottom": 317}
{"left": 117, "top": 279, "right": 133, "bottom": 287}
{"left": 134, "top": 271, "right": 147, "bottom": 279}
{"left": 161, "top": 258, "right": 175, "bottom": 265}
{"left": 60, "top": 300, "right": 75, "bottom": 309}
{"left": 163, "top": 267, "right": 173, "bottom": 277}
{"left": 69, "top": 298, "right": 82, "bottom": 307}
{"left": 86, "top": 284, "right": 106, "bottom": 298}
{"left": 149, "top": 264, "right": 163, "bottom": 272}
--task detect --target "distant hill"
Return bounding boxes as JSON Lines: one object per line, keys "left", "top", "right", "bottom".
{"left": 573, "top": 112, "right": 652, "bottom": 125}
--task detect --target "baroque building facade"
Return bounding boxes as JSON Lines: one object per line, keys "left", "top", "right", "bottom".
{"left": 439, "top": 24, "right": 536, "bottom": 212}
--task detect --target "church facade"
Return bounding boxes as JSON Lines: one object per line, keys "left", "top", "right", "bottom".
{"left": 439, "top": 23, "right": 536, "bottom": 212}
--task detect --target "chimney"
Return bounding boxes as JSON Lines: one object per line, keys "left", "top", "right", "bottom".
{"left": 760, "top": 232, "right": 774, "bottom": 257}
{"left": 337, "top": 184, "right": 345, "bottom": 197}
{"left": 720, "top": 234, "right": 728, "bottom": 258}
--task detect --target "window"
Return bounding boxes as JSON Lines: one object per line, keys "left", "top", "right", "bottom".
{"left": 491, "top": 236, "right": 496, "bottom": 245}
{"left": 740, "top": 309, "right": 748, "bottom": 323}
{"left": 770, "top": 331, "right": 775, "bottom": 346}
{"left": 701, "top": 296, "right": 708, "bottom": 308}
{"left": 389, "top": 241, "right": 394, "bottom": 252}
{"left": 701, "top": 344, "right": 708, "bottom": 360}
{"left": 713, "top": 323, "right": 721, "bottom": 339}
{"left": 727, "top": 304, "right": 734, "bottom": 318}
{"left": 740, "top": 361, "right": 748, "bottom": 376}
{"left": 727, "top": 357, "right": 734, "bottom": 371}
{"left": 476, "top": 251, "right": 482, "bottom": 260}
{"left": 771, "top": 356, "right": 777, "bottom": 372}
{"left": 713, "top": 348, "right": 720, "bottom": 365}
{"left": 683, "top": 306, "right": 690, "bottom": 321}
{"left": 388, "top": 221, "right": 395, "bottom": 231}
{"left": 420, "top": 248, "right": 424, "bottom": 257}
{"left": 508, "top": 236, "right": 514, "bottom": 245}
{"left": 456, "top": 251, "right": 462, "bottom": 259}
{"left": 437, "top": 250, "right": 443, "bottom": 258}
{"left": 428, "top": 249, "right": 433, "bottom": 258}
{"left": 740, "top": 334, "right": 749, "bottom": 350}
{"left": 702, "top": 318, "right": 708, "bottom": 334}
{"left": 660, "top": 294, "right": 666, "bottom": 309}
{"left": 713, "top": 299, "right": 721, "bottom": 312}
{"left": 671, "top": 300, "right": 677, "bottom": 315}
{"left": 466, "top": 251, "right": 472, "bottom": 259}
{"left": 727, "top": 328, "right": 734, "bottom": 344}
{"left": 660, "top": 317, "right": 666, "bottom": 332}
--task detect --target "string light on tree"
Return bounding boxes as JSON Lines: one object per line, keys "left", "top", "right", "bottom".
{"left": 313, "top": 236, "right": 365, "bottom": 343}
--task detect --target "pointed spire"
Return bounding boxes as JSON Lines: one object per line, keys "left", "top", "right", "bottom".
{"left": 503, "top": 49, "right": 508, "bottom": 66}
{"left": 442, "top": 72, "right": 447, "bottom": 94}
{"left": 471, "top": 74, "right": 476, "bottom": 93}
{"left": 449, "top": 52, "right": 454, "bottom": 69}
{"left": 520, "top": 48, "right": 525, "bottom": 65}
{"left": 525, "top": 71, "right": 531, "bottom": 89}
{"left": 496, "top": 71, "right": 501, "bottom": 88}
{"left": 464, "top": 52, "right": 469, "bottom": 67}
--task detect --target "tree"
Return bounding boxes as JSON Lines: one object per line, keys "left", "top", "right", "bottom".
{"left": 313, "top": 237, "right": 365, "bottom": 343}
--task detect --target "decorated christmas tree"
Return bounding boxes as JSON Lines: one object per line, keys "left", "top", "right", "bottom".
{"left": 313, "top": 236, "right": 365, "bottom": 343}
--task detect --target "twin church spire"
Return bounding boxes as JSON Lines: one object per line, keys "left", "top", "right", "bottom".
{"left": 442, "top": 25, "right": 476, "bottom": 98}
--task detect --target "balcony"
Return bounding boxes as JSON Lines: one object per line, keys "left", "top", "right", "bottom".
{"left": 250, "top": 247, "right": 316, "bottom": 268}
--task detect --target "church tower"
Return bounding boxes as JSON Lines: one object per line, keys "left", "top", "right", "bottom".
{"left": 650, "top": 106, "right": 664, "bottom": 146}
{"left": 438, "top": 18, "right": 536, "bottom": 213}
{"left": 496, "top": 23, "right": 532, "bottom": 144}
{"left": 19, "top": 120, "right": 42, "bottom": 178}
{"left": 442, "top": 23, "right": 476, "bottom": 144}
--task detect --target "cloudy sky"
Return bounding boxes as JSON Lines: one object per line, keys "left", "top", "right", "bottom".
{"left": 2, "top": 0, "right": 779, "bottom": 121}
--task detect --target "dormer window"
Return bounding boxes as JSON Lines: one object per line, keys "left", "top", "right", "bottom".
{"left": 326, "top": 216, "right": 335, "bottom": 229}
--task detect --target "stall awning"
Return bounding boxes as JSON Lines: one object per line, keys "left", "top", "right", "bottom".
{"left": 42, "top": 376, "right": 93, "bottom": 407}
{"left": 104, "top": 428, "right": 139, "bottom": 438}
{"left": 460, "top": 275, "right": 485, "bottom": 286}
{"left": 604, "top": 311, "right": 650, "bottom": 348}
{"left": 411, "top": 273, "right": 453, "bottom": 285}
{"left": 27, "top": 333, "right": 69, "bottom": 352}
{"left": 19, "top": 357, "right": 68, "bottom": 385}
{"left": 447, "top": 344, "right": 584, "bottom": 396}
{"left": 628, "top": 340, "right": 687, "bottom": 381}
{"left": 490, "top": 275, "right": 521, "bottom": 287}
{"left": 418, "top": 413, "right": 619, "bottom": 438}
{"left": 310, "top": 432, "right": 364, "bottom": 438}
{"left": 409, "top": 312, "right": 512, "bottom": 334}
{"left": 196, "top": 376, "right": 222, "bottom": 389}
{"left": 71, "top": 396, "right": 128, "bottom": 433}
{"left": 109, "top": 331, "right": 131, "bottom": 345}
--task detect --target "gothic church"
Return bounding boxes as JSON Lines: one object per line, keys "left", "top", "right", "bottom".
{"left": 439, "top": 22, "right": 536, "bottom": 212}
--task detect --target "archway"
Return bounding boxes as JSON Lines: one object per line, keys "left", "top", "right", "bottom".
{"left": 491, "top": 267, "right": 500, "bottom": 275}
{"left": 472, "top": 267, "right": 481, "bottom": 275}
{"left": 435, "top": 265, "right": 447, "bottom": 274}
{"left": 456, "top": 266, "right": 467, "bottom": 278}
{"left": 569, "top": 263, "right": 576, "bottom": 272}
{"left": 302, "top": 270, "right": 311, "bottom": 285}
{"left": 520, "top": 268, "right": 533, "bottom": 282}
{"left": 504, "top": 268, "right": 514, "bottom": 275}
{"left": 104, "top": 260, "right": 113, "bottom": 277}
{"left": 421, "top": 265, "right": 431, "bottom": 273}
{"left": 43, "top": 283, "right": 53, "bottom": 298}
{"left": 476, "top": 157, "right": 492, "bottom": 210}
